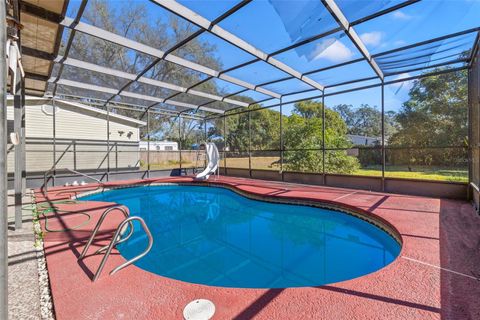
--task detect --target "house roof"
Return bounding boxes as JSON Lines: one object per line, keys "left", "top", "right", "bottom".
{"left": 7, "top": 95, "right": 147, "bottom": 127}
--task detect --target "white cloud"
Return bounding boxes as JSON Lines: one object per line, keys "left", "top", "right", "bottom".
{"left": 360, "top": 31, "right": 383, "bottom": 47}
{"left": 313, "top": 40, "right": 353, "bottom": 62}
{"left": 394, "top": 40, "right": 406, "bottom": 46}
{"left": 390, "top": 73, "right": 414, "bottom": 90}
{"left": 392, "top": 10, "right": 412, "bottom": 20}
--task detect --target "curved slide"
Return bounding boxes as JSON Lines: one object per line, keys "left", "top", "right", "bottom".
{"left": 195, "top": 143, "right": 220, "bottom": 180}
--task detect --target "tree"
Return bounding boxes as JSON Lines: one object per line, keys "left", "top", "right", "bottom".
{"left": 283, "top": 100, "right": 359, "bottom": 173}
{"left": 61, "top": 0, "right": 223, "bottom": 128}
{"left": 207, "top": 105, "right": 281, "bottom": 152}
{"left": 333, "top": 104, "right": 397, "bottom": 139}
{"left": 388, "top": 69, "right": 467, "bottom": 167}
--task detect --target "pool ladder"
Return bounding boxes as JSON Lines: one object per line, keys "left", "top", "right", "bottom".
{"left": 78, "top": 205, "right": 154, "bottom": 282}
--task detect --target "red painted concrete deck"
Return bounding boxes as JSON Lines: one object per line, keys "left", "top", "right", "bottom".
{"left": 34, "top": 176, "right": 480, "bottom": 320}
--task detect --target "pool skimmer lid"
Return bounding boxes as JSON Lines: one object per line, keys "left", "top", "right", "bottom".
{"left": 183, "top": 299, "right": 215, "bottom": 320}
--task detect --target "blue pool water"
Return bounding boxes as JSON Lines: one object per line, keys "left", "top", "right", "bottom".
{"left": 80, "top": 185, "right": 400, "bottom": 288}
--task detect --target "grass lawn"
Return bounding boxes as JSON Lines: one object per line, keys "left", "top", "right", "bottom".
{"left": 143, "top": 157, "right": 468, "bottom": 182}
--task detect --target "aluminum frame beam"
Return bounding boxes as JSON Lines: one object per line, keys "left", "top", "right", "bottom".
{"left": 321, "top": 0, "right": 384, "bottom": 81}
{"left": 206, "top": 64, "right": 468, "bottom": 120}
{"left": 55, "top": 79, "right": 225, "bottom": 114}
{"left": 183, "top": 0, "right": 420, "bottom": 100}
{"left": 222, "top": 27, "right": 480, "bottom": 99}
{"left": 151, "top": 0, "right": 326, "bottom": 91}
{"left": 59, "top": 17, "right": 281, "bottom": 99}
{"left": 53, "top": 93, "right": 206, "bottom": 120}
{"left": 53, "top": 57, "right": 249, "bottom": 108}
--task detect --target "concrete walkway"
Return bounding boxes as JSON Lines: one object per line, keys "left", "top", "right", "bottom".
{"left": 7, "top": 190, "right": 42, "bottom": 320}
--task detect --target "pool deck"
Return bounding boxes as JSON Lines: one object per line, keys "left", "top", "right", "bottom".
{"left": 34, "top": 176, "right": 480, "bottom": 320}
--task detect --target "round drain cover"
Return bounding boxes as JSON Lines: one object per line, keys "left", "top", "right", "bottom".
{"left": 183, "top": 299, "right": 215, "bottom": 320}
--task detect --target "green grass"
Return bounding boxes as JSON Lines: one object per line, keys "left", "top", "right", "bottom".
{"left": 143, "top": 157, "right": 468, "bottom": 182}
{"left": 355, "top": 166, "right": 467, "bottom": 182}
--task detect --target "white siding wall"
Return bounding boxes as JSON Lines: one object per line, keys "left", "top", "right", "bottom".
{"left": 7, "top": 103, "right": 143, "bottom": 174}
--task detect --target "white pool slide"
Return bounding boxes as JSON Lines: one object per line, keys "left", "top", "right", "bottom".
{"left": 195, "top": 143, "right": 219, "bottom": 180}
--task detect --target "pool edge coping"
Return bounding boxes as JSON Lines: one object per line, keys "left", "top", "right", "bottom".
{"left": 72, "top": 180, "right": 403, "bottom": 247}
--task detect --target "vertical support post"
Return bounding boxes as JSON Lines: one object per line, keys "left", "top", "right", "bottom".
{"left": 73, "top": 140, "right": 77, "bottom": 171}
{"left": 52, "top": 99, "right": 56, "bottom": 186}
{"left": 279, "top": 97, "right": 284, "bottom": 175}
{"left": 204, "top": 118, "right": 207, "bottom": 142}
{"left": 178, "top": 115, "right": 182, "bottom": 173}
{"left": 322, "top": 92, "right": 326, "bottom": 185}
{"left": 381, "top": 83, "right": 386, "bottom": 192}
{"left": 204, "top": 118, "right": 208, "bottom": 172}
{"left": 248, "top": 109, "right": 252, "bottom": 177}
{"left": 106, "top": 105, "right": 110, "bottom": 181}
{"left": 21, "top": 78, "right": 25, "bottom": 194}
{"left": 147, "top": 110, "right": 150, "bottom": 177}
{"left": 223, "top": 115, "right": 227, "bottom": 174}
{"left": 0, "top": 1, "right": 9, "bottom": 317}
{"left": 467, "top": 69, "right": 472, "bottom": 198}
{"left": 13, "top": 60, "right": 23, "bottom": 229}
{"left": 115, "top": 142, "right": 118, "bottom": 171}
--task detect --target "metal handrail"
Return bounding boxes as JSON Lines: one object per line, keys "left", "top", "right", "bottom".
{"left": 93, "top": 216, "right": 153, "bottom": 282}
{"left": 43, "top": 167, "right": 103, "bottom": 192}
{"left": 78, "top": 206, "right": 132, "bottom": 260}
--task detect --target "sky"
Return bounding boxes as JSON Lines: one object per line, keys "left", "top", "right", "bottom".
{"left": 65, "top": 0, "right": 480, "bottom": 115}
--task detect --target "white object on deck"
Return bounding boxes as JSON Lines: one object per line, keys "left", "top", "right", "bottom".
{"left": 195, "top": 143, "right": 219, "bottom": 180}
{"left": 183, "top": 299, "right": 215, "bottom": 320}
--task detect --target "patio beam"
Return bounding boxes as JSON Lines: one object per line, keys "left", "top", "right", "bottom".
{"left": 59, "top": 17, "right": 281, "bottom": 99}
{"left": 19, "top": 0, "right": 63, "bottom": 23}
{"left": 55, "top": 57, "right": 249, "bottom": 108}
{"left": 55, "top": 79, "right": 225, "bottom": 114}
{"left": 25, "top": 72, "right": 49, "bottom": 82}
{"left": 21, "top": 46, "right": 55, "bottom": 60}
{"left": 321, "top": 0, "right": 384, "bottom": 81}
{"left": 151, "top": 0, "right": 325, "bottom": 91}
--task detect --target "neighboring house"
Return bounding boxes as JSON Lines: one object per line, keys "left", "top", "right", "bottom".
{"left": 7, "top": 97, "right": 146, "bottom": 174}
{"left": 347, "top": 134, "right": 381, "bottom": 146}
{"left": 139, "top": 141, "right": 178, "bottom": 151}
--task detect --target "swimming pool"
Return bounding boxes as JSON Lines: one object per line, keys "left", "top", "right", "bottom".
{"left": 80, "top": 185, "right": 401, "bottom": 288}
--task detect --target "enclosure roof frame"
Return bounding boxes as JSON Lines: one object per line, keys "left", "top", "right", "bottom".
{"left": 27, "top": 0, "right": 478, "bottom": 117}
